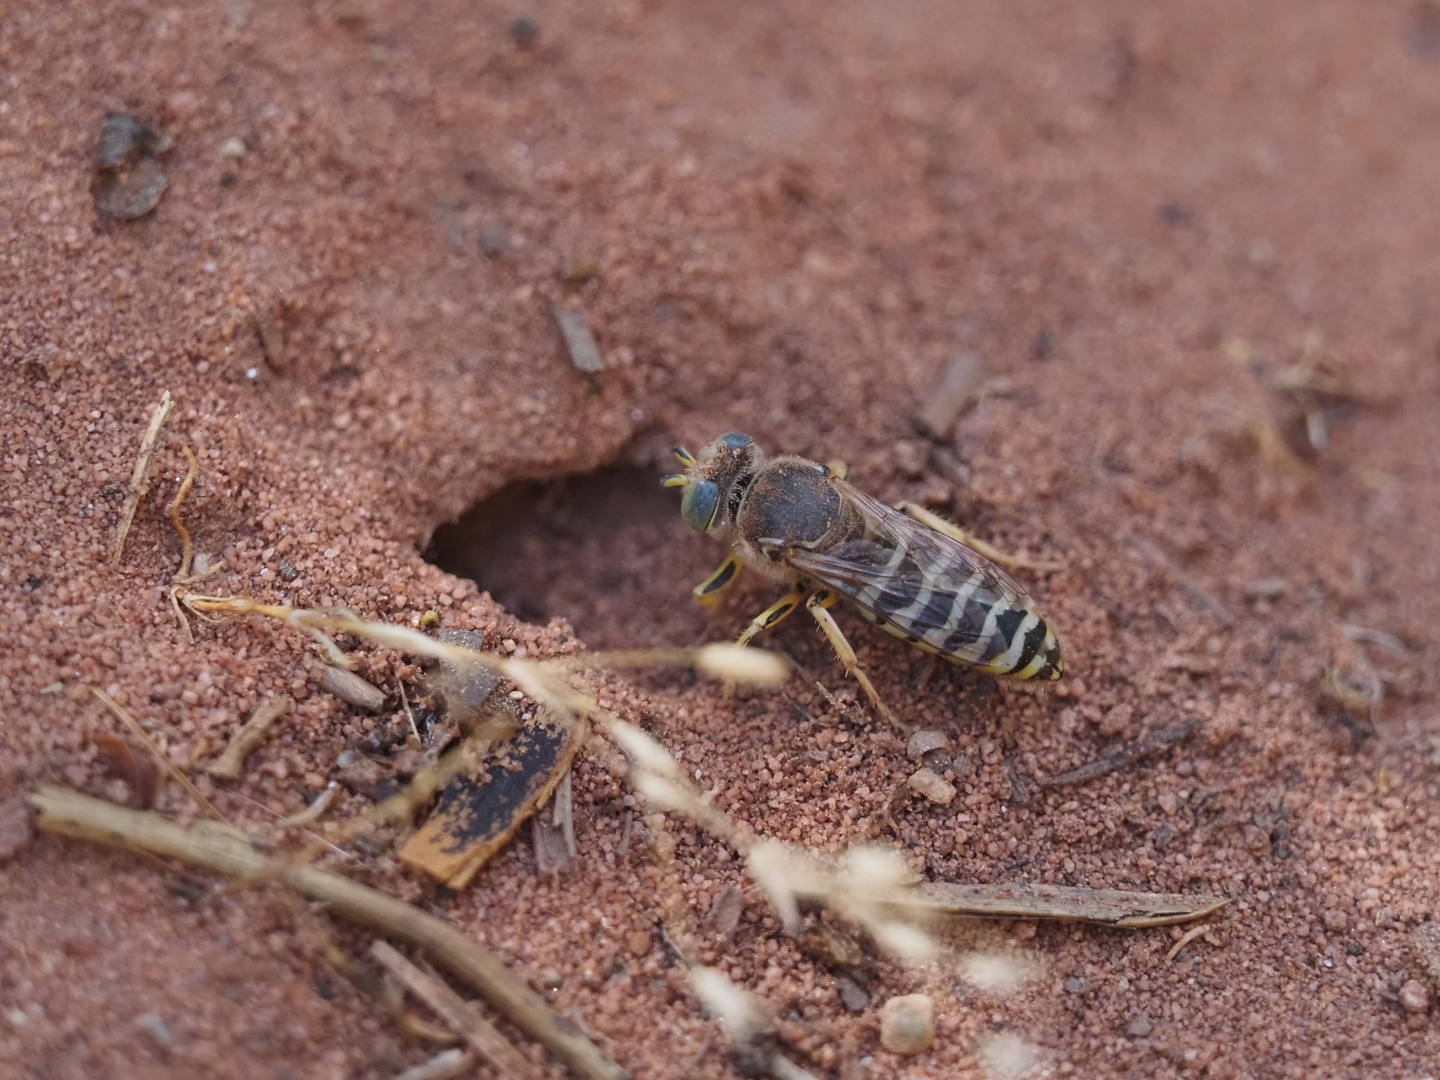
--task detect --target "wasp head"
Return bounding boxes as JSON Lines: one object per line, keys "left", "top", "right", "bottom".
{"left": 661, "top": 432, "right": 761, "bottom": 534}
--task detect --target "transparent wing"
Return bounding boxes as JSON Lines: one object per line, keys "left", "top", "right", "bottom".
{"left": 787, "top": 481, "right": 1026, "bottom": 647}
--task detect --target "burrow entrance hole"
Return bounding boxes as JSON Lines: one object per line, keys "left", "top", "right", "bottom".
{"left": 426, "top": 463, "right": 720, "bottom": 652}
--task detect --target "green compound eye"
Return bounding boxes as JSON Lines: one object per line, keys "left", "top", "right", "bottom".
{"left": 680, "top": 479, "right": 722, "bottom": 532}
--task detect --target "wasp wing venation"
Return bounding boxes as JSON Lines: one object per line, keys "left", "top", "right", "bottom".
{"left": 837, "top": 482, "right": 1028, "bottom": 598}
{"left": 785, "top": 482, "right": 1029, "bottom": 666}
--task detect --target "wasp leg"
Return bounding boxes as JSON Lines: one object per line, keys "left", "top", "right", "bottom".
{"left": 896, "top": 502, "right": 1064, "bottom": 573}
{"left": 734, "top": 588, "right": 807, "bottom": 648}
{"left": 692, "top": 553, "right": 742, "bottom": 609}
{"left": 805, "top": 590, "right": 900, "bottom": 726}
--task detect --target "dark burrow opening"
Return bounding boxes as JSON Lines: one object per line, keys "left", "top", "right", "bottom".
{"left": 426, "top": 464, "right": 721, "bottom": 652}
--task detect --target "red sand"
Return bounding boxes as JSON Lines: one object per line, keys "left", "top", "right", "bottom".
{"left": 2, "top": 2, "right": 1438, "bottom": 1077}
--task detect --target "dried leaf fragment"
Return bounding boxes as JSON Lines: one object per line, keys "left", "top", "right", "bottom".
{"left": 91, "top": 113, "right": 172, "bottom": 219}
{"left": 92, "top": 734, "right": 162, "bottom": 808}
{"left": 550, "top": 303, "right": 605, "bottom": 373}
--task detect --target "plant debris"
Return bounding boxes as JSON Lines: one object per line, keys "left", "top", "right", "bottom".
{"left": 91, "top": 733, "right": 162, "bottom": 807}
{"left": 320, "top": 665, "right": 389, "bottom": 712}
{"left": 912, "top": 354, "right": 986, "bottom": 441}
{"left": 426, "top": 628, "right": 501, "bottom": 732}
{"left": 206, "top": 694, "right": 294, "bottom": 781}
{"left": 370, "top": 940, "right": 541, "bottom": 1080}
{"left": 108, "top": 390, "right": 174, "bottom": 567}
{"left": 392, "top": 1049, "right": 473, "bottom": 1080}
{"left": 911, "top": 881, "right": 1228, "bottom": 928}
{"left": 399, "top": 708, "right": 586, "bottom": 888}
{"left": 29, "top": 786, "right": 626, "bottom": 1080}
{"left": 1040, "top": 717, "right": 1200, "bottom": 787}
{"left": 550, "top": 303, "right": 606, "bottom": 374}
{"left": 91, "top": 112, "right": 173, "bottom": 219}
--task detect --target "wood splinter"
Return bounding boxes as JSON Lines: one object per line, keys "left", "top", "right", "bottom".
{"left": 370, "top": 940, "right": 542, "bottom": 1080}
{"left": 207, "top": 695, "right": 294, "bottom": 781}
{"left": 109, "top": 390, "right": 174, "bottom": 568}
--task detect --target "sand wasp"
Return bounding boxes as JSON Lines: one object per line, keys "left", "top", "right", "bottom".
{"left": 663, "top": 433, "right": 1063, "bottom": 723}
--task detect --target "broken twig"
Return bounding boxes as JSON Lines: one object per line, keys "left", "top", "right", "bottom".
{"left": 371, "top": 940, "right": 542, "bottom": 1080}
{"left": 109, "top": 390, "right": 174, "bottom": 567}
{"left": 206, "top": 695, "right": 294, "bottom": 782}
{"left": 29, "top": 786, "right": 626, "bottom": 1080}
{"left": 1040, "top": 718, "right": 1200, "bottom": 788}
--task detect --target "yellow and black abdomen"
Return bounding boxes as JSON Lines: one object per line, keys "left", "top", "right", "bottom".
{"left": 830, "top": 535, "right": 1064, "bottom": 681}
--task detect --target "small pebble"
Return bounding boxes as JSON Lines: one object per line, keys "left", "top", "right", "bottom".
{"left": 906, "top": 730, "right": 948, "bottom": 759}
{"left": 906, "top": 767, "right": 956, "bottom": 806}
{"left": 218, "top": 136, "right": 246, "bottom": 158}
{"left": 879, "top": 994, "right": 934, "bottom": 1054}
{"left": 1064, "top": 976, "right": 1087, "bottom": 994}
{"left": 136, "top": 1012, "right": 173, "bottom": 1048}
{"left": 510, "top": 15, "right": 538, "bottom": 47}
{"left": 625, "top": 931, "right": 652, "bottom": 957}
{"left": 479, "top": 221, "right": 509, "bottom": 255}
{"left": 1399, "top": 979, "right": 1431, "bottom": 1014}
{"left": 1125, "top": 1015, "right": 1153, "bottom": 1038}
{"left": 320, "top": 666, "right": 387, "bottom": 712}
{"left": 836, "top": 974, "right": 869, "bottom": 1013}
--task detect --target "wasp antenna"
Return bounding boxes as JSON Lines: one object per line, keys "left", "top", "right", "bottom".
{"left": 673, "top": 446, "right": 697, "bottom": 466}
{"left": 660, "top": 474, "right": 688, "bottom": 488}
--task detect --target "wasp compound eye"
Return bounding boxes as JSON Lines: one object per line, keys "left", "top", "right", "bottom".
{"left": 680, "top": 479, "right": 722, "bottom": 532}
{"left": 717, "top": 432, "right": 753, "bottom": 453}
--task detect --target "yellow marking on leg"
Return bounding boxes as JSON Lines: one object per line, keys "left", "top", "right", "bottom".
{"left": 692, "top": 553, "right": 741, "bottom": 608}
{"left": 898, "top": 502, "right": 1064, "bottom": 573}
{"left": 735, "top": 589, "right": 806, "bottom": 648}
{"left": 805, "top": 591, "right": 900, "bottom": 726}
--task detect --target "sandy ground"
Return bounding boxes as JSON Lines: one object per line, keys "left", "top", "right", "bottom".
{"left": 2, "top": 1, "right": 1439, "bottom": 1077}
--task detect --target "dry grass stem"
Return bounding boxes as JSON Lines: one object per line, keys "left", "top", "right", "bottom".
{"left": 168, "top": 444, "right": 199, "bottom": 580}
{"left": 278, "top": 781, "right": 339, "bottom": 828}
{"left": 178, "top": 597, "right": 787, "bottom": 713}
{"left": 109, "top": 389, "right": 174, "bottom": 567}
{"left": 370, "top": 940, "right": 543, "bottom": 1080}
{"left": 913, "top": 881, "right": 1229, "bottom": 928}
{"left": 1165, "top": 923, "right": 1213, "bottom": 960}
{"left": 29, "top": 786, "right": 626, "bottom": 1080}
{"left": 91, "top": 687, "right": 228, "bottom": 822}
{"left": 206, "top": 694, "right": 293, "bottom": 781}
{"left": 1040, "top": 718, "right": 1200, "bottom": 788}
